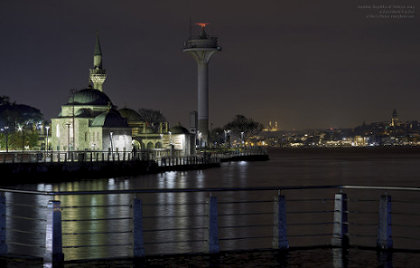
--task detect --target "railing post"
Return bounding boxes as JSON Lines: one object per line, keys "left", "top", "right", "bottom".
{"left": 0, "top": 193, "right": 7, "bottom": 255}
{"left": 206, "top": 195, "right": 219, "bottom": 254}
{"left": 272, "top": 194, "right": 289, "bottom": 249}
{"left": 377, "top": 194, "right": 393, "bottom": 249}
{"left": 132, "top": 198, "right": 145, "bottom": 257}
{"left": 44, "top": 200, "right": 64, "bottom": 264}
{"left": 331, "top": 193, "right": 349, "bottom": 247}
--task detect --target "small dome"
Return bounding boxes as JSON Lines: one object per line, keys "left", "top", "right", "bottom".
{"left": 75, "top": 108, "right": 94, "bottom": 117}
{"left": 67, "top": 88, "right": 112, "bottom": 106}
{"left": 170, "top": 125, "right": 190, "bottom": 134}
{"left": 92, "top": 109, "right": 128, "bottom": 127}
{"left": 119, "top": 108, "right": 143, "bottom": 122}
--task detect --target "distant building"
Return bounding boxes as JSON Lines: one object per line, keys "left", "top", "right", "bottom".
{"left": 391, "top": 109, "right": 400, "bottom": 127}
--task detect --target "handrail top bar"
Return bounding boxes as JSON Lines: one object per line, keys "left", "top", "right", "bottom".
{"left": 0, "top": 185, "right": 420, "bottom": 196}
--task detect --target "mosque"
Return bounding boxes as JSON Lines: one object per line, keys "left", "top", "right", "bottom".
{"left": 50, "top": 35, "right": 194, "bottom": 156}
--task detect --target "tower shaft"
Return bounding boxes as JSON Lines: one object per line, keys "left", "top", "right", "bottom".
{"left": 183, "top": 24, "right": 221, "bottom": 147}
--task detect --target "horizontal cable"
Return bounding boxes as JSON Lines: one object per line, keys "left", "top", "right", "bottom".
{"left": 219, "top": 235, "right": 273, "bottom": 241}
{"left": 392, "top": 212, "right": 420, "bottom": 216}
{"left": 393, "top": 235, "right": 420, "bottom": 241}
{"left": 219, "top": 224, "right": 274, "bottom": 229}
{"left": 61, "top": 204, "right": 130, "bottom": 209}
{"left": 288, "top": 233, "right": 331, "bottom": 238}
{"left": 143, "top": 227, "right": 206, "bottom": 233}
{"left": 288, "top": 222, "right": 334, "bottom": 226}
{"left": 348, "top": 234, "right": 376, "bottom": 238}
{"left": 144, "top": 239, "right": 206, "bottom": 245}
{"left": 8, "top": 241, "right": 44, "bottom": 248}
{"left": 62, "top": 230, "right": 132, "bottom": 236}
{"left": 63, "top": 243, "right": 131, "bottom": 249}
{"left": 287, "top": 210, "right": 334, "bottom": 214}
{"left": 6, "top": 215, "right": 46, "bottom": 222}
{"left": 143, "top": 202, "right": 207, "bottom": 206}
{"left": 287, "top": 198, "right": 334, "bottom": 202}
{"left": 219, "top": 212, "right": 272, "bottom": 217}
{"left": 392, "top": 200, "right": 420, "bottom": 204}
{"left": 9, "top": 228, "right": 45, "bottom": 235}
{"left": 348, "top": 199, "right": 377, "bottom": 202}
{"left": 218, "top": 200, "right": 273, "bottom": 204}
{"left": 143, "top": 215, "right": 206, "bottom": 219}
{"left": 393, "top": 224, "right": 420, "bottom": 228}
{"left": 62, "top": 217, "right": 131, "bottom": 222}
{"left": 6, "top": 202, "right": 47, "bottom": 209}
{"left": 348, "top": 211, "right": 377, "bottom": 215}
{"left": 348, "top": 222, "right": 377, "bottom": 227}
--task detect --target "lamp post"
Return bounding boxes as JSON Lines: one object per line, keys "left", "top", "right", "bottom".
{"left": 18, "top": 125, "right": 24, "bottom": 152}
{"left": 5, "top": 126, "right": 8, "bottom": 153}
{"left": 224, "top": 129, "right": 231, "bottom": 147}
{"left": 65, "top": 123, "right": 71, "bottom": 152}
{"left": 241, "top": 131, "right": 245, "bottom": 147}
{"left": 45, "top": 125, "right": 50, "bottom": 154}
{"left": 109, "top": 131, "right": 114, "bottom": 153}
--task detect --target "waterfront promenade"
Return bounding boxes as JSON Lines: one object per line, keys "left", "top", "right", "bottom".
{"left": 0, "top": 148, "right": 267, "bottom": 182}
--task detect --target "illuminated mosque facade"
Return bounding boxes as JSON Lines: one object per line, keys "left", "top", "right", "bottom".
{"left": 50, "top": 35, "right": 194, "bottom": 155}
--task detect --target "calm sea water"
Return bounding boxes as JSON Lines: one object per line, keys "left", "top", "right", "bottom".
{"left": 5, "top": 149, "right": 420, "bottom": 260}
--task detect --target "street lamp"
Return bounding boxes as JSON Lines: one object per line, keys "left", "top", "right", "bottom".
{"left": 109, "top": 131, "right": 114, "bottom": 152}
{"left": 65, "top": 123, "right": 71, "bottom": 151}
{"left": 18, "top": 125, "right": 24, "bottom": 152}
{"left": 224, "top": 129, "right": 231, "bottom": 147}
{"left": 241, "top": 131, "right": 245, "bottom": 146}
{"left": 1, "top": 126, "right": 9, "bottom": 152}
{"left": 45, "top": 125, "right": 50, "bottom": 153}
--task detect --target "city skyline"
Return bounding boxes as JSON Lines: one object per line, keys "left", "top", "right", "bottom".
{"left": 0, "top": 1, "right": 418, "bottom": 130}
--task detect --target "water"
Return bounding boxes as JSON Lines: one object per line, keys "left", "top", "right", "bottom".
{"left": 4, "top": 149, "right": 420, "bottom": 260}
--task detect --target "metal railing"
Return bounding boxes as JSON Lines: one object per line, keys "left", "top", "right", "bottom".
{"left": 1, "top": 185, "right": 419, "bottom": 264}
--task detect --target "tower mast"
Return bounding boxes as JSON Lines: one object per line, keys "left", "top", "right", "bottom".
{"left": 183, "top": 23, "right": 221, "bottom": 147}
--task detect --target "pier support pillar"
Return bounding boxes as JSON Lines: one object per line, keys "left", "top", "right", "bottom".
{"left": 44, "top": 200, "right": 64, "bottom": 264}
{"left": 331, "top": 193, "right": 349, "bottom": 247}
{"left": 0, "top": 193, "right": 7, "bottom": 255}
{"left": 377, "top": 194, "right": 393, "bottom": 249}
{"left": 133, "top": 198, "right": 145, "bottom": 257}
{"left": 272, "top": 193, "right": 289, "bottom": 249}
{"left": 206, "top": 195, "right": 219, "bottom": 253}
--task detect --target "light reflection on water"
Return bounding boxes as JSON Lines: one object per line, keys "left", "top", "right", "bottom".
{"left": 5, "top": 150, "right": 420, "bottom": 260}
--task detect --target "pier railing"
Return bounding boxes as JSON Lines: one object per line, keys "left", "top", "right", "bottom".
{"left": 1, "top": 185, "right": 419, "bottom": 264}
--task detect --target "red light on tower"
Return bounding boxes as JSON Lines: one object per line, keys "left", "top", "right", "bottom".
{"left": 196, "top": 22, "right": 209, "bottom": 28}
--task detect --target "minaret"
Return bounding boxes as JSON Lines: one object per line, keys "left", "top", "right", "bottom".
{"left": 183, "top": 23, "right": 221, "bottom": 146}
{"left": 89, "top": 34, "right": 107, "bottom": 91}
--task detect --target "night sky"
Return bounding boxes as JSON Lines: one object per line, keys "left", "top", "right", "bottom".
{"left": 0, "top": 1, "right": 418, "bottom": 130}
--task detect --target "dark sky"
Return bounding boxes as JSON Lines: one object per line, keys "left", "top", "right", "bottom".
{"left": 0, "top": 0, "right": 418, "bottom": 130}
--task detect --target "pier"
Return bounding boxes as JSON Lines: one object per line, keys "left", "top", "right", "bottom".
{"left": 0, "top": 149, "right": 267, "bottom": 182}
{"left": 0, "top": 185, "right": 419, "bottom": 266}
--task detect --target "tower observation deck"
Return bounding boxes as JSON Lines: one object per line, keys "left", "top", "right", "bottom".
{"left": 183, "top": 23, "right": 221, "bottom": 147}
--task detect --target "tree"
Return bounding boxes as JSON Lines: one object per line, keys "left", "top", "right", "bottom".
{"left": 223, "top": 114, "right": 263, "bottom": 141}
{"left": 137, "top": 108, "right": 167, "bottom": 132}
{"left": 209, "top": 127, "right": 225, "bottom": 145}
{"left": 137, "top": 108, "right": 166, "bottom": 124}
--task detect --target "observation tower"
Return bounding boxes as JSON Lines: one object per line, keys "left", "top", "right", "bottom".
{"left": 183, "top": 23, "right": 221, "bottom": 146}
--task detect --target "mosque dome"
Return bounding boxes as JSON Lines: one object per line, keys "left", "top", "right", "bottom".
{"left": 67, "top": 88, "right": 112, "bottom": 106}
{"left": 170, "top": 125, "right": 190, "bottom": 135}
{"left": 91, "top": 109, "right": 128, "bottom": 127}
{"left": 119, "top": 108, "right": 143, "bottom": 122}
